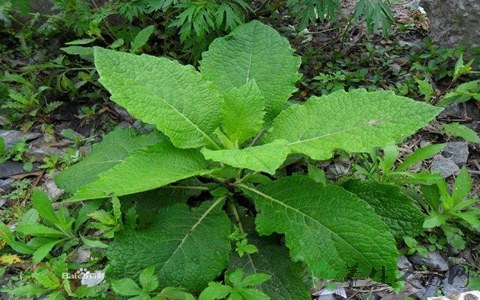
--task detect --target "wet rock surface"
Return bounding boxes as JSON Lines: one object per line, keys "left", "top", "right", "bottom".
{"left": 409, "top": 252, "right": 449, "bottom": 271}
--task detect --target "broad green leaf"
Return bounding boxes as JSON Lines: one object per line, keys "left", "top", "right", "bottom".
{"left": 415, "top": 78, "right": 434, "bottom": 102}
{"left": 0, "top": 222, "right": 14, "bottom": 243}
{"left": 307, "top": 164, "right": 327, "bottom": 185}
{"left": 380, "top": 144, "right": 399, "bottom": 173}
{"left": 199, "top": 282, "right": 232, "bottom": 300}
{"left": 454, "top": 54, "right": 464, "bottom": 79}
{"left": 222, "top": 80, "right": 265, "bottom": 146}
{"left": 452, "top": 167, "right": 472, "bottom": 204}
{"left": 237, "top": 273, "right": 271, "bottom": 288}
{"left": 111, "top": 278, "right": 142, "bottom": 296}
{"left": 8, "top": 241, "right": 34, "bottom": 255}
{"left": 342, "top": 180, "right": 425, "bottom": 240}
{"left": 396, "top": 143, "right": 446, "bottom": 172}
{"left": 94, "top": 47, "right": 223, "bottom": 149}
{"left": 120, "top": 179, "right": 206, "bottom": 226}
{"left": 139, "top": 266, "right": 159, "bottom": 293}
{"left": 201, "top": 140, "right": 290, "bottom": 175}
{"left": 32, "top": 239, "right": 64, "bottom": 263}
{"left": 33, "top": 269, "right": 61, "bottom": 289}
{"left": 230, "top": 215, "right": 310, "bottom": 299}
{"left": 131, "top": 25, "right": 154, "bottom": 53}
{"left": 106, "top": 199, "right": 231, "bottom": 292}
{"left": 32, "top": 189, "right": 58, "bottom": 225}
{"left": 67, "top": 142, "right": 210, "bottom": 201}
{"left": 440, "top": 123, "right": 480, "bottom": 143}
{"left": 437, "top": 80, "right": 480, "bottom": 107}
{"left": 423, "top": 211, "right": 446, "bottom": 228}
{"left": 15, "top": 224, "right": 65, "bottom": 238}
{"left": 239, "top": 176, "right": 399, "bottom": 285}
{"left": 201, "top": 20, "right": 301, "bottom": 122}
{"left": 60, "top": 46, "right": 93, "bottom": 56}
{"left": 264, "top": 89, "right": 442, "bottom": 161}
{"left": 450, "top": 211, "right": 480, "bottom": 231}
{"left": 56, "top": 127, "right": 162, "bottom": 194}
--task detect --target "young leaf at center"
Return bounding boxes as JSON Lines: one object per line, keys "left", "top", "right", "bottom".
{"left": 201, "top": 140, "right": 290, "bottom": 175}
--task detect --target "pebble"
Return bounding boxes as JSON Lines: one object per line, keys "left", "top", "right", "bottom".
{"left": 442, "top": 142, "right": 469, "bottom": 167}
{"left": 430, "top": 156, "right": 460, "bottom": 178}
{"left": 409, "top": 251, "right": 449, "bottom": 271}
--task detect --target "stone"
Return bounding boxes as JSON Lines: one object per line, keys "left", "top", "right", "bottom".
{"left": 417, "top": 275, "right": 442, "bottom": 299}
{"left": 42, "top": 176, "right": 64, "bottom": 201}
{"left": 398, "top": 255, "right": 413, "bottom": 270}
{"left": 428, "top": 290, "right": 480, "bottom": 300}
{"left": 443, "top": 142, "right": 469, "bottom": 167}
{"left": 0, "top": 178, "right": 15, "bottom": 192}
{"left": 0, "top": 130, "right": 41, "bottom": 149}
{"left": 26, "top": 146, "right": 64, "bottom": 163}
{"left": 409, "top": 251, "right": 449, "bottom": 271}
{"left": 0, "top": 161, "right": 25, "bottom": 178}
{"left": 430, "top": 156, "right": 460, "bottom": 178}
{"left": 420, "top": 0, "right": 480, "bottom": 51}
{"left": 442, "top": 264, "right": 469, "bottom": 296}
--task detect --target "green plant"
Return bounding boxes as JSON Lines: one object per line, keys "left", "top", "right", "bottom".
{"left": 421, "top": 167, "right": 480, "bottom": 250}
{"left": 0, "top": 189, "right": 78, "bottom": 264}
{"left": 353, "top": 143, "right": 445, "bottom": 185}
{"left": 112, "top": 266, "right": 196, "bottom": 300}
{"left": 0, "top": 137, "right": 7, "bottom": 163}
{"left": 199, "top": 269, "right": 271, "bottom": 300}
{"left": 56, "top": 21, "right": 442, "bottom": 297}
{"left": 285, "top": 0, "right": 394, "bottom": 37}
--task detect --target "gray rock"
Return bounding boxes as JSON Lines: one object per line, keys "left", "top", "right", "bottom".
{"left": 417, "top": 275, "right": 442, "bottom": 299}
{"left": 0, "top": 161, "right": 25, "bottom": 178}
{"left": 420, "top": 0, "right": 480, "bottom": 51}
{"left": 0, "top": 130, "right": 41, "bottom": 149}
{"left": 26, "top": 146, "right": 64, "bottom": 162}
{"left": 0, "top": 178, "right": 15, "bottom": 192}
{"left": 398, "top": 255, "right": 413, "bottom": 270}
{"left": 438, "top": 103, "right": 464, "bottom": 119}
{"left": 430, "top": 156, "right": 460, "bottom": 178}
{"left": 442, "top": 264, "right": 469, "bottom": 296}
{"left": 409, "top": 251, "right": 449, "bottom": 271}
{"left": 443, "top": 142, "right": 469, "bottom": 167}
{"left": 42, "top": 177, "right": 64, "bottom": 201}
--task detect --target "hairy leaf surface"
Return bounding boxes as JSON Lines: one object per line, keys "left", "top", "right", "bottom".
{"left": 200, "top": 20, "right": 301, "bottom": 122}
{"left": 264, "top": 89, "right": 442, "bottom": 160}
{"left": 67, "top": 142, "right": 210, "bottom": 201}
{"left": 222, "top": 80, "right": 265, "bottom": 146}
{"left": 56, "top": 127, "right": 162, "bottom": 194}
{"left": 94, "top": 47, "right": 223, "bottom": 149}
{"left": 342, "top": 179, "right": 425, "bottom": 240}
{"left": 231, "top": 215, "right": 310, "bottom": 299}
{"left": 106, "top": 200, "right": 231, "bottom": 292}
{"left": 239, "top": 176, "right": 399, "bottom": 285}
{"left": 201, "top": 140, "right": 290, "bottom": 175}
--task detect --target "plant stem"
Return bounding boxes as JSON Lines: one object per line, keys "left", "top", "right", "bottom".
{"left": 226, "top": 197, "right": 245, "bottom": 233}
